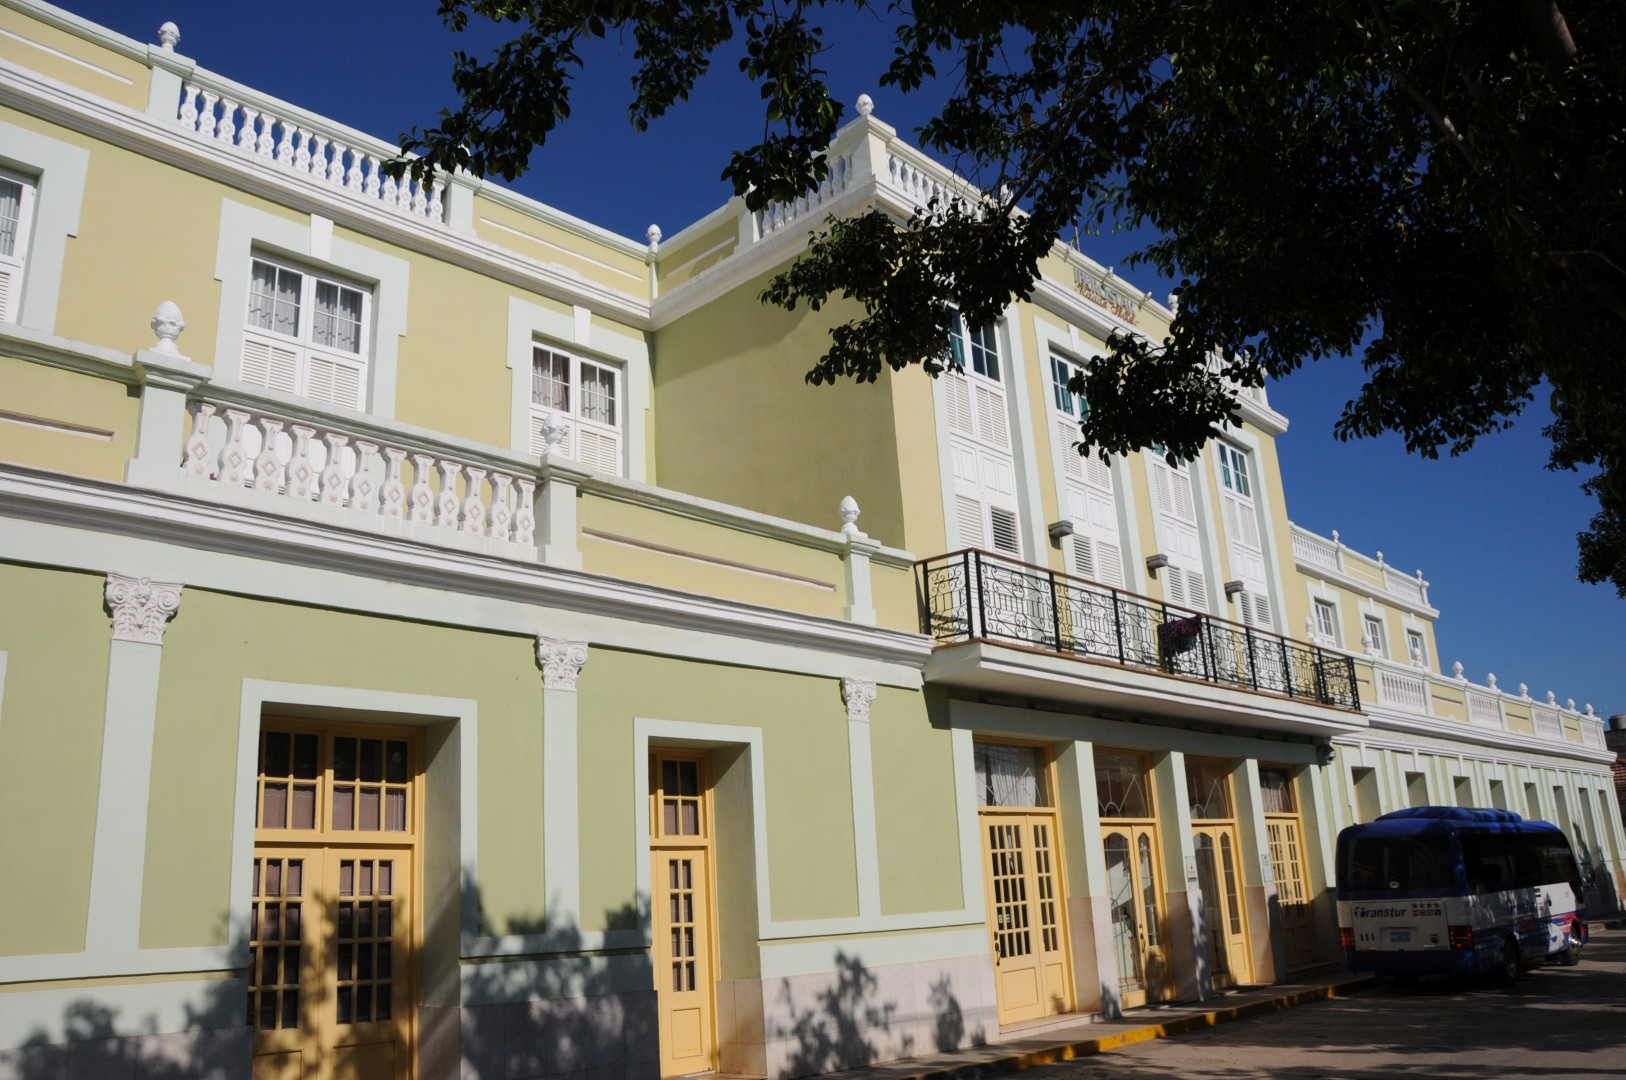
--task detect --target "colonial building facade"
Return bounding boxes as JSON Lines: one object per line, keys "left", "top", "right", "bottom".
{"left": 0, "top": 3, "right": 1620, "bottom": 1078}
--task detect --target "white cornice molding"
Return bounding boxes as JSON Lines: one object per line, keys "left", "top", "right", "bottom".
{"left": 0, "top": 0, "right": 154, "bottom": 63}
{"left": 0, "top": 60, "right": 653, "bottom": 328}
{"left": 0, "top": 463, "right": 932, "bottom": 670}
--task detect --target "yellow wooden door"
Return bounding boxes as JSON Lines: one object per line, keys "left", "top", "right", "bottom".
{"left": 248, "top": 724, "right": 419, "bottom": 1080}
{"left": 1103, "top": 825, "right": 1169, "bottom": 1009}
{"left": 652, "top": 848, "right": 715, "bottom": 1076}
{"left": 1192, "top": 826, "right": 1252, "bottom": 988}
{"left": 981, "top": 811, "right": 1071, "bottom": 1025}
{"left": 1267, "top": 817, "right": 1317, "bottom": 969}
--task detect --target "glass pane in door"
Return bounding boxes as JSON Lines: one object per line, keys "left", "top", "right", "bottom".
{"left": 1104, "top": 833, "right": 1141, "bottom": 989}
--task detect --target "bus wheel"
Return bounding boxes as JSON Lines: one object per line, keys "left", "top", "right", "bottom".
{"left": 1558, "top": 931, "right": 1582, "bottom": 967}
{"left": 1495, "top": 936, "right": 1521, "bottom": 986}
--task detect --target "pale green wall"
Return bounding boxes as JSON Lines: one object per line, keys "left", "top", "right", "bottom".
{"left": 142, "top": 590, "right": 543, "bottom": 948}
{"left": 652, "top": 272, "right": 911, "bottom": 547}
{"left": 576, "top": 649, "right": 860, "bottom": 930}
{"left": 0, "top": 564, "right": 110, "bottom": 956}
{"left": 870, "top": 686, "right": 962, "bottom": 914}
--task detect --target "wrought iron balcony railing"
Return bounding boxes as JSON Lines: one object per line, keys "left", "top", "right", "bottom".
{"left": 917, "top": 549, "right": 1361, "bottom": 711}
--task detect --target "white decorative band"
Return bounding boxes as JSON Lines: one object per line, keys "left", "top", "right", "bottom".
{"left": 105, "top": 572, "right": 182, "bottom": 645}
{"left": 537, "top": 635, "right": 589, "bottom": 691}
{"left": 840, "top": 677, "right": 877, "bottom": 724}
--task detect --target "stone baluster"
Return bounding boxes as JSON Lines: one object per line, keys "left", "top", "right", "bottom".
{"left": 311, "top": 136, "right": 330, "bottom": 180}
{"left": 318, "top": 434, "right": 348, "bottom": 506}
{"left": 256, "top": 115, "right": 275, "bottom": 158}
{"left": 459, "top": 467, "right": 488, "bottom": 535}
{"left": 428, "top": 182, "right": 443, "bottom": 222}
{"left": 412, "top": 180, "right": 428, "bottom": 217}
{"left": 286, "top": 426, "right": 317, "bottom": 499}
{"left": 179, "top": 84, "right": 200, "bottom": 129}
{"left": 489, "top": 474, "right": 514, "bottom": 541}
{"left": 237, "top": 108, "right": 259, "bottom": 151}
{"left": 294, "top": 129, "right": 312, "bottom": 173}
{"left": 380, "top": 448, "right": 407, "bottom": 519}
{"left": 381, "top": 172, "right": 398, "bottom": 206}
{"left": 328, "top": 142, "right": 349, "bottom": 185}
{"left": 218, "top": 409, "right": 250, "bottom": 486}
{"left": 251, "top": 417, "right": 284, "bottom": 492}
{"left": 364, "top": 155, "right": 382, "bottom": 198}
{"left": 397, "top": 178, "right": 414, "bottom": 212}
{"left": 435, "top": 461, "right": 461, "bottom": 528}
{"left": 275, "top": 121, "right": 294, "bottom": 165}
{"left": 183, "top": 403, "right": 217, "bottom": 478}
{"left": 216, "top": 99, "right": 237, "bottom": 145}
{"left": 350, "top": 442, "right": 380, "bottom": 513}
{"left": 514, "top": 478, "right": 536, "bottom": 545}
{"left": 198, "top": 91, "right": 219, "bottom": 139}
{"left": 346, "top": 151, "right": 365, "bottom": 192}
{"left": 408, "top": 454, "right": 435, "bottom": 523}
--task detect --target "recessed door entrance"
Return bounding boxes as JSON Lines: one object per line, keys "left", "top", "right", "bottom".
{"left": 1096, "top": 749, "right": 1169, "bottom": 1009}
{"left": 249, "top": 723, "right": 419, "bottom": 1080}
{"left": 1260, "top": 767, "right": 1316, "bottom": 970}
{"left": 974, "top": 742, "right": 1073, "bottom": 1026}
{"left": 649, "top": 752, "right": 717, "bottom": 1077}
{"left": 1186, "top": 757, "right": 1252, "bottom": 988}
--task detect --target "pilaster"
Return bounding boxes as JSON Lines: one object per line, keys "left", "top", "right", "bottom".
{"left": 535, "top": 463, "right": 585, "bottom": 570}
{"left": 538, "top": 636, "right": 588, "bottom": 934}
{"left": 840, "top": 678, "right": 881, "bottom": 918}
{"left": 85, "top": 573, "right": 182, "bottom": 954}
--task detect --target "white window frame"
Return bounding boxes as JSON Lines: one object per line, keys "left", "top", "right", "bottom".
{"left": 1405, "top": 628, "right": 1428, "bottom": 668}
{"left": 1216, "top": 442, "right": 1251, "bottom": 497}
{"left": 0, "top": 121, "right": 87, "bottom": 335}
{"left": 944, "top": 312, "right": 1019, "bottom": 556}
{"left": 0, "top": 167, "right": 36, "bottom": 324}
{"left": 1313, "top": 598, "right": 1340, "bottom": 646}
{"left": 1363, "top": 613, "right": 1388, "bottom": 658}
{"left": 529, "top": 343, "right": 624, "bottom": 476}
{"left": 241, "top": 255, "right": 373, "bottom": 410}
{"left": 949, "top": 310, "right": 1001, "bottom": 383}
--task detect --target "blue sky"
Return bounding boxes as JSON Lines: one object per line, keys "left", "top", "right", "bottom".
{"left": 60, "top": 1, "right": 1625, "bottom": 716}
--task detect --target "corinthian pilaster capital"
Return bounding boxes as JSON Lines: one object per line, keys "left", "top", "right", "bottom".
{"left": 841, "top": 678, "right": 877, "bottom": 724}
{"left": 105, "top": 573, "right": 182, "bottom": 644}
{"left": 537, "top": 636, "right": 589, "bottom": 691}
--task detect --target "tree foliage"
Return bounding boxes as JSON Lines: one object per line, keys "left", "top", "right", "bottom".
{"left": 399, "top": 1, "right": 1626, "bottom": 595}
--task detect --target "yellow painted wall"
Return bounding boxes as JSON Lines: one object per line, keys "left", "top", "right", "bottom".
{"left": 576, "top": 649, "right": 861, "bottom": 928}
{"left": 143, "top": 591, "right": 543, "bottom": 948}
{"left": 887, "top": 365, "right": 946, "bottom": 558}
{"left": 471, "top": 197, "right": 647, "bottom": 296}
{"left": 655, "top": 217, "right": 738, "bottom": 290}
{"left": 578, "top": 493, "right": 845, "bottom": 620}
{"left": 0, "top": 356, "right": 136, "bottom": 480}
{"left": 0, "top": 9, "right": 148, "bottom": 112}
{"left": 0, "top": 564, "right": 111, "bottom": 956}
{"left": 1013, "top": 305, "right": 1065, "bottom": 574}
{"left": 870, "top": 687, "right": 962, "bottom": 913}
{"left": 652, "top": 271, "right": 911, "bottom": 547}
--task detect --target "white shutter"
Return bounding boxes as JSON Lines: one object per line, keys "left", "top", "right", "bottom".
{"left": 1057, "top": 418, "right": 1084, "bottom": 481}
{"left": 989, "top": 506, "right": 1020, "bottom": 555}
{"left": 242, "top": 335, "right": 300, "bottom": 395}
{"left": 1084, "top": 453, "right": 1113, "bottom": 492}
{"left": 1164, "top": 566, "right": 1187, "bottom": 608}
{"left": 0, "top": 265, "right": 14, "bottom": 324}
{"left": 955, "top": 493, "right": 986, "bottom": 549}
{"left": 1185, "top": 566, "right": 1207, "bottom": 610}
{"left": 1071, "top": 533, "right": 1096, "bottom": 579}
{"left": 1096, "top": 538, "right": 1125, "bottom": 590}
{"left": 946, "top": 374, "right": 974, "bottom": 436}
{"left": 305, "top": 351, "right": 365, "bottom": 409}
{"left": 1250, "top": 590, "right": 1273, "bottom": 630}
{"left": 0, "top": 174, "right": 33, "bottom": 324}
{"left": 578, "top": 426, "right": 622, "bottom": 475}
{"left": 974, "top": 383, "right": 1009, "bottom": 449}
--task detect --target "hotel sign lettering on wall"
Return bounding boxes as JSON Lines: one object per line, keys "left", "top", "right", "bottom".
{"left": 1073, "top": 266, "right": 1139, "bottom": 325}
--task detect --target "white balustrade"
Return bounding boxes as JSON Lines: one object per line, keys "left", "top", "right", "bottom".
{"left": 181, "top": 401, "right": 533, "bottom": 546}
{"left": 1531, "top": 706, "right": 1562, "bottom": 739}
{"left": 1375, "top": 666, "right": 1430, "bottom": 715}
{"left": 756, "top": 155, "right": 854, "bottom": 239}
{"left": 1383, "top": 567, "right": 1426, "bottom": 606}
{"left": 1290, "top": 526, "right": 1340, "bottom": 572}
{"left": 176, "top": 83, "right": 442, "bottom": 223}
{"left": 1581, "top": 719, "right": 1606, "bottom": 749}
{"left": 1466, "top": 691, "right": 1505, "bottom": 728}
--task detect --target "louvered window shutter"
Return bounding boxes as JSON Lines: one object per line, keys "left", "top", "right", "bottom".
{"left": 946, "top": 374, "right": 975, "bottom": 437}
{"left": 0, "top": 175, "right": 32, "bottom": 324}
{"left": 305, "top": 352, "right": 365, "bottom": 409}
{"left": 975, "top": 383, "right": 1009, "bottom": 449}
{"left": 1250, "top": 591, "right": 1273, "bottom": 630}
{"left": 1071, "top": 534, "right": 1096, "bottom": 579}
{"left": 242, "top": 334, "right": 300, "bottom": 395}
{"left": 955, "top": 494, "right": 987, "bottom": 550}
{"left": 1057, "top": 418, "right": 1084, "bottom": 481}
{"left": 989, "top": 506, "right": 1020, "bottom": 555}
{"left": 1097, "top": 539, "right": 1125, "bottom": 590}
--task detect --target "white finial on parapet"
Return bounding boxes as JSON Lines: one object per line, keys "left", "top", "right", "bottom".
{"left": 839, "top": 495, "right": 866, "bottom": 540}
{"left": 1167, "top": 292, "right": 1179, "bottom": 314}
{"left": 157, "top": 21, "right": 180, "bottom": 50}
{"left": 1546, "top": 690, "right": 1557, "bottom": 705}
{"left": 856, "top": 94, "right": 874, "bottom": 117}
{"left": 1566, "top": 697, "right": 1576, "bottom": 711}
{"left": 1332, "top": 530, "right": 1341, "bottom": 545}
{"left": 646, "top": 224, "right": 661, "bottom": 252}
{"left": 1487, "top": 672, "right": 1498, "bottom": 690}
{"left": 150, "top": 301, "right": 186, "bottom": 355}
{"left": 1585, "top": 703, "right": 1596, "bottom": 717}
{"left": 1452, "top": 661, "right": 1464, "bottom": 680}
{"left": 1375, "top": 550, "right": 1385, "bottom": 566}
{"left": 1518, "top": 682, "right": 1529, "bottom": 699}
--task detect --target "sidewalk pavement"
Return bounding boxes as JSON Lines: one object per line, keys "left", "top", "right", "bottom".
{"left": 800, "top": 970, "right": 1381, "bottom": 1080}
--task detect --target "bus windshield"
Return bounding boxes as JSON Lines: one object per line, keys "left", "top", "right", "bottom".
{"left": 1339, "top": 834, "right": 1457, "bottom": 893}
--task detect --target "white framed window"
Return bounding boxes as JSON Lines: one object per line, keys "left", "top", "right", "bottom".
{"left": 1313, "top": 598, "right": 1339, "bottom": 645}
{"left": 1149, "top": 451, "right": 1207, "bottom": 610}
{"left": 1363, "top": 613, "right": 1388, "bottom": 658}
{"left": 1049, "top": 350, "right": 1122, "bottom": 587}
{"left": 945, "top": 314, "right": 1018, "bottom": 555}
{"left": 529, "top": 344, "right": 623, "bottom": 475}
{"left": 0, "top": 168, "right": 35, "bottom": 324}
{"left": 242, "top": 256, "right": 371, "bottom": 409}
{"left": 1216, "top": 442, "right": 1251, "bottom": 497}
{"left": 949, "top": 311, "right": 1000, "bottom": 382}
{"left": 1406, "top": 628, "right": 1427, "bottom": 668}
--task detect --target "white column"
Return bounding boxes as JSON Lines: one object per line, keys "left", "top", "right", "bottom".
{"left": 537, "top": 636, "right": 588, "bottom": 934}
{"left": 84, "top": 573, "right": 182, "bottom": 955}
{"left": 535, "top": 464, "right": 584, "bottom": 570}
{"left": 840, "top": 678, "right": 881, "bottom": 918}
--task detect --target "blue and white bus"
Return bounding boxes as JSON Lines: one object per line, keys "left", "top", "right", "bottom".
{"left": 1335, "top": 807, "right": 1587, "bottom": 984}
